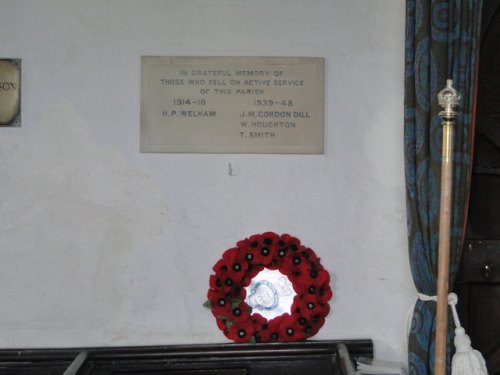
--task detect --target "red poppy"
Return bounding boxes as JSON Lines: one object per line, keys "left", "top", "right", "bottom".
{"left": 228, "top": 301, "right": 252, "bottom": 323}
{"left": 241, "top": 265, "right": 264, "bottom": 287}
{"left": 216, "top": 247, "right": 249, "bottom": 283}
{"left": 299, "top": 294, "right": 327, "bottom": 320}
{"left": 311, "top": 268, "right": 330, "bottom": 286}
{"left": 317, "top": 284, "right": 333, "bottom": 303}
{"left": 250, "top": 313, "right": 267, "bottom": 328}
{"left": 209, "top": 274, "right": 220, "bottom": 289}
{"left": 236, "top": 238, "right": 250, "bottom": 251}
{"left": 244, "top": 240, "right": 274, "bottom": 266}
{"left": 277, "top": 313, "right": 303, "bottom": 342}
{"left": 209, "top": 296, "right": 232, "bottom": 318}
{"left": 216, "top": 316, "right": 229, "bottom": 332}
{"left": 222, "top": 247, "right": 248, "bottom": 271}
{"left": 320, "top": 302, "right": 331, "bottom": 317}
{"left": 227, "top": 285, "right": 246, "bottom": 300}
{"left": 261, "top": 232, "right": 280, "bottom": 251}
{"left": 261, "top": 316, "right": 284, "bottom": 342}
{"left": 309, "top": 313, "right": 326, "bottom": 333}
{"left": 280, "top": 234, "right": 302, "bottom": 251}
{"left": 227, "top": 320, "right": 256, "bottom": 343}
{"left": 300, "top": 247, "right": 320, "bottom": 263}
{"left": 280, "top": 247, "right": 309, "bottom": 275}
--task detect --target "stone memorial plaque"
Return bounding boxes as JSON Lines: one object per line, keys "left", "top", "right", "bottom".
{"left": 140, "top": 56, "right": 324, "bottom": 153}
{"left": 0, "top": 59, "right": 21, "bottom": 127}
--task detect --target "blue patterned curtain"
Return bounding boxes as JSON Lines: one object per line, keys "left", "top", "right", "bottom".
{"left": 404, "top": 1, "right": 482, "bottom": 374}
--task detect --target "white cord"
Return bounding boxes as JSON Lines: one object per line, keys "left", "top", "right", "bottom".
{"left": 405, "top": 292, "right": 455, "bottom": 355}
{"left": 447, "top": 293, "right": 462, "bottom": 328}
{"left": 417, "top": 292, "right": 438, "bottom": 302}
{"left": 407, "top": 291, "right": 488, "bottom": 373}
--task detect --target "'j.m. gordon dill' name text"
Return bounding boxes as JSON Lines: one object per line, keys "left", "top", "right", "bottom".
{"left": 239, "top": 110, "right": 310, "bottom": 118}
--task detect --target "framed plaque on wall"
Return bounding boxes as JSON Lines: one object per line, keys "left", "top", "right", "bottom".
{"left": 140, "top": 56, "right": 324, "bottom": 154}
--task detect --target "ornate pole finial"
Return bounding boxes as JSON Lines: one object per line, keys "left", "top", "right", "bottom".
{"left": 438, "top": 79, "right": 461, "bottom": 120}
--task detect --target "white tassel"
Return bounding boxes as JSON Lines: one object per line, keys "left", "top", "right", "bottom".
{"left": 448, "top": 293, "right": 489, "bottom": 375}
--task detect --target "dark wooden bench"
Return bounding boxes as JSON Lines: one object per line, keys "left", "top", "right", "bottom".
{"left": 0, "top": 339, "right": 372, "bottom": 374}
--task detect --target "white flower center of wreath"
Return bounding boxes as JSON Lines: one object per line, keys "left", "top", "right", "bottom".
{"left": 245, "top": 269, "right": 296, "bottom": 320}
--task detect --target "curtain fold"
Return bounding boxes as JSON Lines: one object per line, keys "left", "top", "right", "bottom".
{"left": 404, "top": 1, "right": 482, "bottom": 374}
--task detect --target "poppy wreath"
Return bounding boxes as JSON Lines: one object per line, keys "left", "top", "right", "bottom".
{"left": 204, "top": 232, "right": 332, "bottom": 343}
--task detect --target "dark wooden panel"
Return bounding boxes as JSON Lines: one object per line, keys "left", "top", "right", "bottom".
{"left": 119, "top": 372, "right": 244, "bottom": 375}
{"left": 458, "top": 240, "right": 500, "bottom": 283}
{"left": 456, "top": 2, "right": 500, "bottom": 374}
{"left": 469, "top": 175, "right": 500, "bottom": 237}
{"left": 456, "top": 242, "right": 500, "bottom": 375}
{"left": 0, "top": 340, "right": 372, "bottom": 375}
{"left": 455, "top": 282, "right": 500, "bottom": 375}
{"left": 468, "top": 284, "right": 500, "bottom": 359}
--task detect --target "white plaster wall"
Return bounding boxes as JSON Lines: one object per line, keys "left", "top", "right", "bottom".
{"left": 0, "top": 0, "right": 415, "bottom": 364}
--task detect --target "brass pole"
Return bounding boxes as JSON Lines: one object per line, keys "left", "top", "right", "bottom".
{"left": 434, "top": 80, "right": 460, "bottom": 375}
